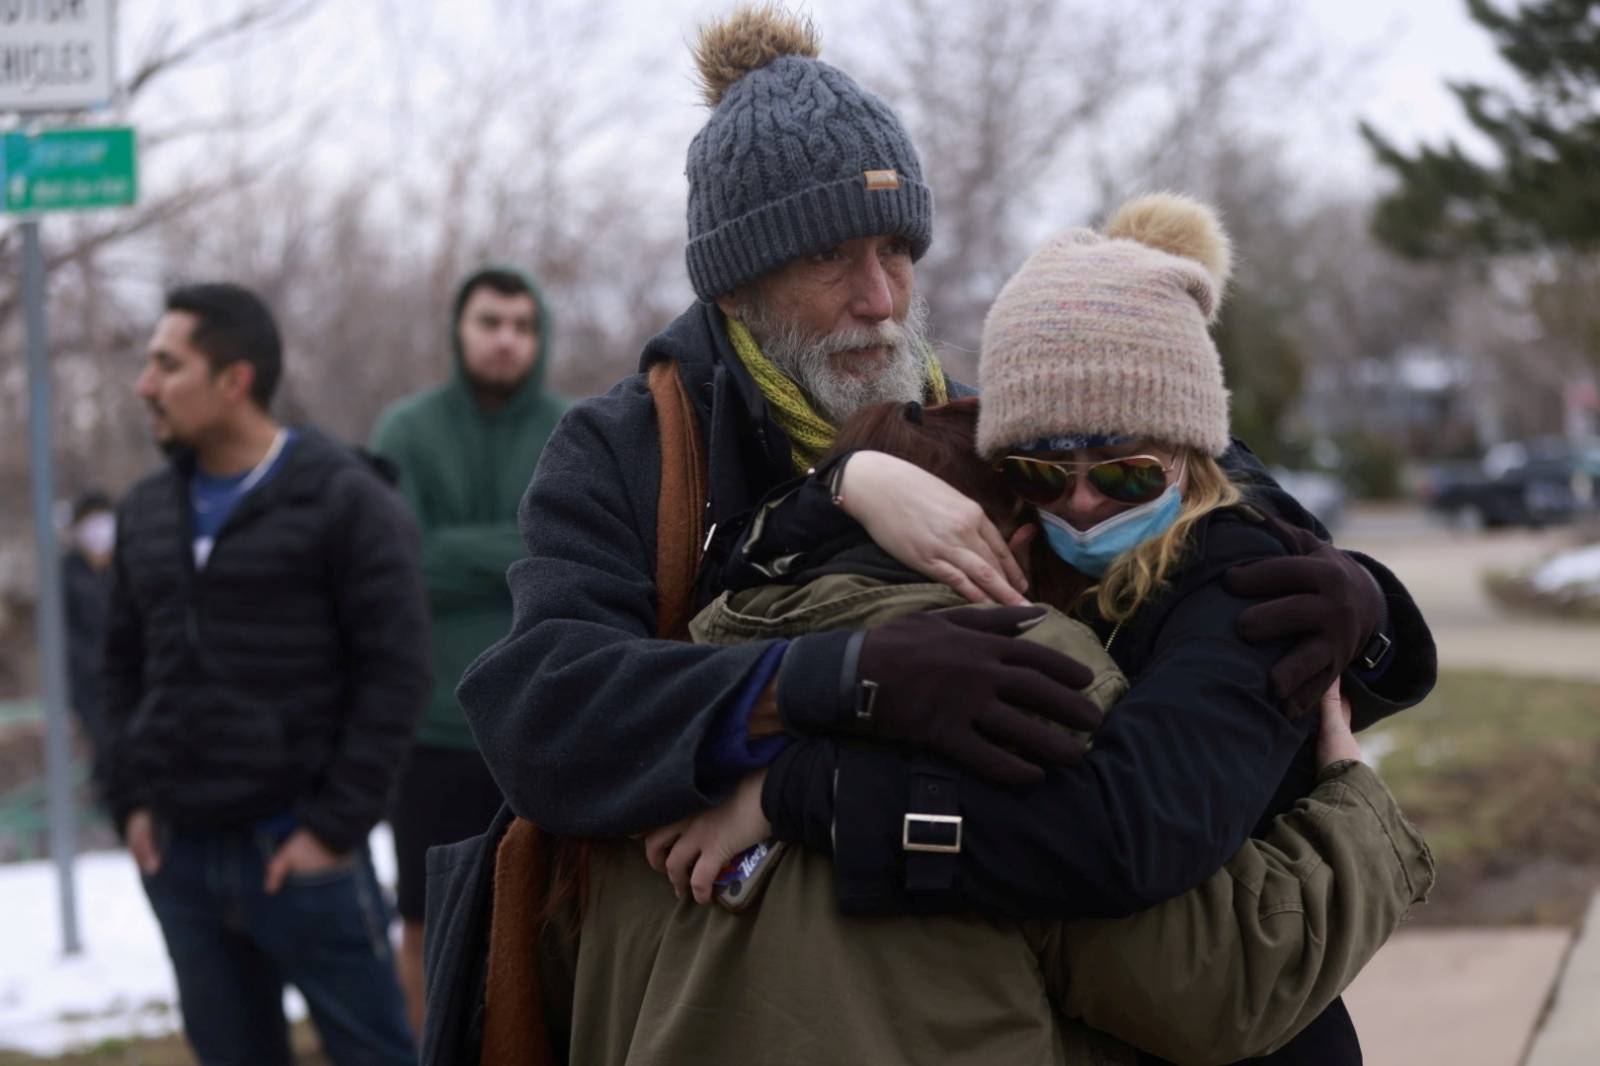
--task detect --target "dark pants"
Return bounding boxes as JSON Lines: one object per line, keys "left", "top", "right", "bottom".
{"left": 389, "top": 745, "right": 505, "bottom": 922}
{"left": 140, "top": 821, "right": 415, "bottom": 1066}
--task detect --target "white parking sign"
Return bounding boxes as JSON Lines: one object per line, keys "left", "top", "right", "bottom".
{"left": 0, "top": 0, "right": 115, "bottom": 112}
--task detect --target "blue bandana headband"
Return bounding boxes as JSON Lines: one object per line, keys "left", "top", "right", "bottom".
{"left": 1012, "top": 433, "right": 1133, "bottom": 454}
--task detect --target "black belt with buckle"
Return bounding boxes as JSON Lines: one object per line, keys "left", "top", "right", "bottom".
{"left": 903, "top": 760, "right": 961, "bottom": 897}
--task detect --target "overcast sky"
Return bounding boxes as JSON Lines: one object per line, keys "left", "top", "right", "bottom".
{"left": 130, "top": 0, "right": 1511, "bottom": 174}
{"left": 1302, "top": 0, "right": 1508, "bottom": 159}
{"left": 14, "top": 0, "right": 1518, "bottom": 257}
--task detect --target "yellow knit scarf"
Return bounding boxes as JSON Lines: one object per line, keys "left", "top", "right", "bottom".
{"left": 725, "top": 317, "right": 950, "bottom": 473}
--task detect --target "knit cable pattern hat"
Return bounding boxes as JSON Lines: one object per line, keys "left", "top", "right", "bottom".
{"left": 684, "top": 4, "right": 934, "bottom": 301}
{"left": 976, "top": 193, "right": 1234, "bottom": 458}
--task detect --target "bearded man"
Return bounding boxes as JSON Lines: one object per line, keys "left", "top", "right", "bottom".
{"left": 453, "top": 8, "right": 1079, "bottom": 850}
{"left": 450, "top": 0, "right": 1430, "bottom": 969}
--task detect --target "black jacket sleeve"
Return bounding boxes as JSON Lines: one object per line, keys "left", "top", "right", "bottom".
{"left": 62, "top": 558, "right": 92, "bottom": 712}
{"left": 99, "top": 519, "right": 147, "bottom": 834}
{"left": 1222, "top": 441, "right": 1436, "bottom": 722}
{"left": 736, "top": 442, "right": 1437, "bottom": 725}
{"left": 455, "top": 384, "right": 838, "bottom": 836}
{"left": 62, "top": 556, "right": 108, "bottom": 749}
{"left": 768, "top": 523, "right": 1315, "bottom": 920}
{"left": 721, "top": 455, "right": 856, "bottom": 590}
{"left": 296, "top": 468, "right": 432, "bottom": 854}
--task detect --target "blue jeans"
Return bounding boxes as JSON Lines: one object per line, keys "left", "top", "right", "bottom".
{"left": 140, "top": 821, "right": 415, "bottom": 1066}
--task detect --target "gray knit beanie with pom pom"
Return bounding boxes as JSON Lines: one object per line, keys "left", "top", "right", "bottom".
{"left": 684, "top": 5, "right": 933, "bottom": 301}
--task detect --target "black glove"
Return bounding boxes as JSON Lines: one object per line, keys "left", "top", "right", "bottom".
{"left": 1222, "top": 520, "right": 1386, "bottom": 719}
{"left": 847, "top": 605, "right": 1103, "bottom": 784}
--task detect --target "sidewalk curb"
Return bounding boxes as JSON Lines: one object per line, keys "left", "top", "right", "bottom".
{"left": 1523, "top": 891, "right": 1600, "bottom": 1066}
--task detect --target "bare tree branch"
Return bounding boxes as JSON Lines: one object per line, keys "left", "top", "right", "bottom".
{"left": 123, "top": 2, "right": 319, "bottom": 98}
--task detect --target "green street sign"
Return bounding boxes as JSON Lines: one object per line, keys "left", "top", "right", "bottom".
{"left": 2, "top": 126, "right": 137, "bottom": 214}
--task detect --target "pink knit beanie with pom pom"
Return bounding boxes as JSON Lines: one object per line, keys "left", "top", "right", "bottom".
{"left": 977, "top": 192, "right": 1235, "bottom": 458}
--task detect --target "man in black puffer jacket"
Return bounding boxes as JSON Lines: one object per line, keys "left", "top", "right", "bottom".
{"left": 102, "top": 282, "right": 429, "bottom": 1066}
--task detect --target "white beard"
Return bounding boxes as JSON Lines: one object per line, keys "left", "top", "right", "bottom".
{"left": 742, "top": 294, "right": 933, "bottom": 426}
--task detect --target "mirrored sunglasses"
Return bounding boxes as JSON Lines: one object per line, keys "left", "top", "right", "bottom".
{"left": 997, "top": 453, "right": 1177, "bottom": 506}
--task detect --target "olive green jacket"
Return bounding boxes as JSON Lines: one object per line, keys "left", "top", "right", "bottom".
{"left": 550, "top": 578, "right": 1432, "bottom": 1066}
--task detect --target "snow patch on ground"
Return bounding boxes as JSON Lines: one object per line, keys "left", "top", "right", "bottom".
{"left": 1361, "top": 731, "right": 1397, "bottom": 772}
{"left": 0, "top": 825, "right": 397, "bottom": 1056}
{"left": 1530, "top": 543, "right": 1600, "bottom": 597}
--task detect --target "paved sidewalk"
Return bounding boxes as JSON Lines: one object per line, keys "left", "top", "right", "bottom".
{"left": 1339, "top": 516, "right": 1600, "bottom": 683}
{"left": 1524, "top": 892, "right": 1600, "bottom": 1065}
{"left": 1343, "top": 926, "right": 1573, "bottom": 1066}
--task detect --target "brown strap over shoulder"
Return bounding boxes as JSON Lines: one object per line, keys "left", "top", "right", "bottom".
{"left": 481, "top": 817, "right": 551, "bottom": 1064}
{"left": 647, "top": 357, "right": 710, "bottom": 639}
{"left": 479, "top": 359, "right": 708, "bottom": 1065}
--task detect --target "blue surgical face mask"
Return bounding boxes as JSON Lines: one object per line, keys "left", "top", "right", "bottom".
{"left": 74, "top": 512, "right": 116, "bottom": 558}
{"left": 1037, "top": 484, "right": 1183, "bottom": 578}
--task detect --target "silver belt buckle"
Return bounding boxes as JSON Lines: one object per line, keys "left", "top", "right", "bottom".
{"left": 902, "top": 813, "right": 962, "bottom": 854}
{"left": 1359, "top": 631, "right": 1393, "bottom": 670}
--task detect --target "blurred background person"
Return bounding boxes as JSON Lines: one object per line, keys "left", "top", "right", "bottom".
{"left": 370, "top": 265, "right": 568, "bottom": 1036}
{"left": 62, "top": 490, "right": 116, "bottom": 766}
{"left": 102, "top": 282, "right": 430, "bottom": 1066}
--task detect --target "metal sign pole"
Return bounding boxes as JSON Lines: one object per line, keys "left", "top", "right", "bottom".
{"left": 21, "top": 215, "right": 83, "bottom": 957}
{"left": 7, "top": 0, "right": 119, "bottom": 960}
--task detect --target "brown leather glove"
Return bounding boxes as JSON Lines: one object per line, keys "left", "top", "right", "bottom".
{"left": 849, "top": 605, "right": 1104, "bottom": 784}
{"left": 1222, "top": 521, "right": 1387, "bottom": 719}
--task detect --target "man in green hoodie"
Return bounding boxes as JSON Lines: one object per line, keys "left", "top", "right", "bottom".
{"left": 370, "top": 266, "right": 568, "bottom": 1035}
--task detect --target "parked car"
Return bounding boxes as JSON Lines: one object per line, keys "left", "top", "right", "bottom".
{"left": 1421, "top": 442, "right": 1600, "bottom": 529}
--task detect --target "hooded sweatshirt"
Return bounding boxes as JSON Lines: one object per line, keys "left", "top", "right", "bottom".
{"left": 371, "top": 267, "right": 569, "bottom": 750}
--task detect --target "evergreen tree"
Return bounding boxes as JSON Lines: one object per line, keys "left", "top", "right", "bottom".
{"left": 1214, "top": 288, "right": 1306, "bottom": 467}
{"left": 1361, "top": 0, "right": 1600, "bottom": 259}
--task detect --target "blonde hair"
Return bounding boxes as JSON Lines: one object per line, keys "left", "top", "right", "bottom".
{"left": 1079, "top": 448, "right": 1243, "bottom": 624}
